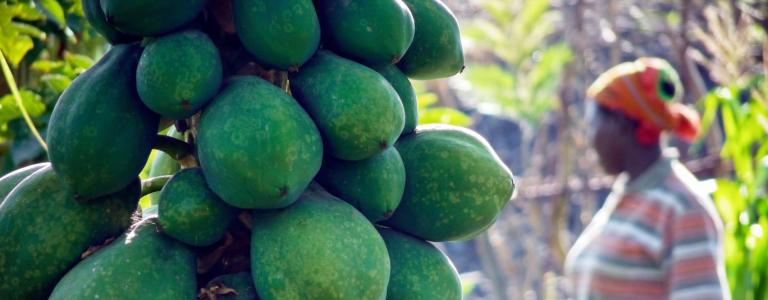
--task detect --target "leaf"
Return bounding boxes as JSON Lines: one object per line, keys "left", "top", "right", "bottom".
{"left": 419, "top": 107, "right": 472, "bottom": 127}
{"left": 64, "top": 52, "right": 94, "bottom": 70}
{"left": 0, "top": 3, "right": 45, "bottom": 66}
{"left": 0, "top": 90, "right": 46, "bottom": 124}
{"left": 713, "top": 179, "right": 745, "bottom": 224}
{"left": 416, "top": 92, "right": 438, "bottom": 110}
{"left": 33, "top": 0, "right": 66, "bottom": 29}
{"left": 30, "top": 59, "right": 65, "bottom": 73}
{"left": 41, "top": 74, "right": 71, "bottom": 93}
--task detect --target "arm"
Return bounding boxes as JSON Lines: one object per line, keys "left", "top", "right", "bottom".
{"left": 666, "top": 208, "right": 730, "bottom": 300}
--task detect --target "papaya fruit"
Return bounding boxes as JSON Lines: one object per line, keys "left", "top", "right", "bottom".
{"left": 378, "top": 228, "right": 461, "bottom": 300}
{"left": 398, "top": 0, "right": 464, "bottom": 80}
{"left": 385, "top": 125, "right": 515, "bottom": 241}
{"left": 373, "top": 64, "right": 418, "bottom": 136}
{"left": 316, "top": 0, "right": 414, "bottom": 66}
{"left": 233, "top": 0, "right": 320, "bottom": 71}
{"left": 250, "top": 186, "right": 390, "bottom": 300}
{"left": 49, "top": 219, "right": 197, "bottom": 300}
{"left": 158, "top": 168, "right": 236, "bottom": 247}
{"left": 205, "top": 272, "right": 259, "bottom": 300}
{"left": 47, "top": 44, "right": 159, "bottom": 201}
{"left": 82, "top": 0, "right": 138, "bottom": 44}
{"left": 317, "top": 147, "right": 405, "bottom": 222}
{"left": 290, "top": 50, "right": 405, "bottom": 161}
{"left": 149, "top": 126, "right": 182, "bottom": 205}
{"left": 137, "top": 30, "right": 223, "bottom": 120}
{"left": 0, "top": 162, "right": 47, "bottom": 203}
{"left": 197, "top": 76, "right": 323, "bottom": 209}
{"left": 0, "top": 166, "right": 139, "bottom": 299}
{"left": 99, "top": 0, "right": 206, "bottom": 36}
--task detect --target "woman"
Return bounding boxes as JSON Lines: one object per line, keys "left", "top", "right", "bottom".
{"left": 564, "top": 58, "right": 730, "bottom": 300}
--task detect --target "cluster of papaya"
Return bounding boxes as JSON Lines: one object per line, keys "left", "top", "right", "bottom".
{"left": 0, "top": 0, "right": 516, "bottom": 299}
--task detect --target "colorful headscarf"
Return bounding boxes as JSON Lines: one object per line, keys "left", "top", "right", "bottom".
{"left": 586, "top": 57, "right": 700, "bottom": 145}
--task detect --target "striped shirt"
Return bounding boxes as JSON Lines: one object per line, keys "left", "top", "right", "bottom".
{"left": 565, "top": 150, "right": 730, "bottom": 300}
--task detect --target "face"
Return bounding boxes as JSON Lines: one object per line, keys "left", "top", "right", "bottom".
{"left": 587, "top": 102, "right": 628, "bottom": 175}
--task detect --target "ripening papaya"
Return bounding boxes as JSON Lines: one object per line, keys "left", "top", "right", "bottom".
{"left": 0, "top": 166, "right": 139, "bottom": 299}
{"left": 158, "top": 168, "right": 236, "bottom": 247}
{"left": 398, "top": 0, "right": 464, "bottom": 80}
{"left": 233, "top": 0, "right": 320, "bottom": 70}
{"left": 197, "top": 76, "right": 323, "bottom": 209}
{"left": 82, "top": 0, "right": 138, "bottom": 44}
{"left": 137, "top": 30, "right": 223, "bottom": 120}
{"left": 250, "top": 186, "right": 390, "bottom": 300}
{"left": 316, "top": 0, "right": 415, "bottom": 66}
{"left": 317, "top": 147, "right": 406, "bottom": 222}
{"left": 378, "top": 228, "right": 462, "bottom": 300}
{"left": 0, "top": 162, "right": 47, "bottom": 204}
{"left": 47, "top": 44, "right": 159, "bottom": 201}
{"left": 49, "top": 219, "right": 197, "bottom": 300}
{"left": 290, "top": 50, "right": 405, "bottom": 161}
{"left": 384, "top": 125, "right": 515, "bottom": 241}
{"left": 99, "top": 0, "right": 206, "bottom": 36}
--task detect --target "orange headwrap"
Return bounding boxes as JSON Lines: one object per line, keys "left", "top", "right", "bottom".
{"left": 586, "top": 57, "right": 700, "bottom": 145}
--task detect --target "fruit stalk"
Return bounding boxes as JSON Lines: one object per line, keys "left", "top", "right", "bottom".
{"left": 140, "top": 175, "right": 173, "bottom": 197}
{"left": 153, "top": 134, "right": 194, "bottom": 161}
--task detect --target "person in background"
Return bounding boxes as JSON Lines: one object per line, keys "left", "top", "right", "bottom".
{"left": 564, "top": 58, "right": 730, "bottom": 300}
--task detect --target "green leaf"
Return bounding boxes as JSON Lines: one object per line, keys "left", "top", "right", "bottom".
{"left": 419, "top": 107, "right": 472, "bottom": 127}
{"left": 64, "top": 52, "right": 94, "bottom": 70}
{"left": 30, "top": 59, "right": 65, "bottom": 73}
{"left": 0, "top": 90, "right": 46, "bottom": 124}
{"left": 416, "top": 92, "right": 438, "bottom": 110}
{"left": 40, "top": 73, "right": 71, "bottom": 93}
{"left": 713, "top": 179, "right": 746, "bottom": 225}
{"left": 0, "top": 3, "right": 45, "bottom": 66}
{"left": 33, "top": 0, "right": 66, "bottom": 29}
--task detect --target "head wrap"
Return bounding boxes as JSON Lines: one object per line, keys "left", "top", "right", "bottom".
{"left": 586, "top": 57, "right": 700, "bottom": 145}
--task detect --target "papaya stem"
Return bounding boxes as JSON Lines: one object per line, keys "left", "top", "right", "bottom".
{"left": 140, "top": 175, "right": 173, "bottom": 197}
{"left": 153, "top": 135, "right": 194, "bottom": 160}
{"left": 0, "top": 50, "right": 48, "bottom": 152}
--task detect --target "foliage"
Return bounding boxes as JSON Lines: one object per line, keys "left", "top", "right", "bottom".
{"left": 702, "top": 81, "right": 768, "bottom": 300}
{"left": 460, "top": 0, "right": 572, "bottom": 124}
{"left": 414, "top": 81, "right": 472, "bottom": 127}
{"left": 0, "top": 0, "right": 105, "bottom": 172}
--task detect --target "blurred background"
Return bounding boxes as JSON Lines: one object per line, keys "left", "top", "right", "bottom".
{"left": 0, "top": 0, "right": 767, "bottom": 299}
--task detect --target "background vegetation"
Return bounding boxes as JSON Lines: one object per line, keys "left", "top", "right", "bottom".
{"left": 1, "top": 0, "right": 767, "bottom": 299}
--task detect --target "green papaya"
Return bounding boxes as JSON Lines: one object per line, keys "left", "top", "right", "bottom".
{"left": 49, "top": 219, "right": 197, "bottom": 300}
{"left": 0, "top": 162, "right": 47, "bottom": 203}
{"left": 290, "top": 50, "right": 405, "bottom": 161}
{"left": 48, "top": 44, "right": 159, "bottom": 201}
{"left": 233, "top": 0, "right": 320, "bottom": 70}
{"left": 137, "top": 30, "right": 223, "bottom": 119}
{"left": 317, "top": 147, "right": 405, "bottom": 222}
{"left": 205, "top": 272, "right": 259, "bottom": 300}
{"left": 250, "top": 187, "right": 390, "bottom": 300}
{"left": 316, "top": 0, "right": 414, "bottom": 65}
{"left": 385, "top": 125, "right": 515, "bottom": 241}
{"left": 373, "top": 64, "right": 418, "bottom": 136}
{"left": 158, "top": 168, "right": 236, "bottom": 247}
{"left": 149, "top": 126, "right": 182, "bottom": 205}
{"left": 198, "top": 76, "right": 323, "bottom": 209}
{"left": 0, "top": 166, "right": 139, "bottom": 299}
{"left": 398, "top": 0, "right": 464, "bottom": 80}
{"left": 378, "top": 228, "right": 461, "bottom": 300}
{"left": 82, "top": 0, "right": 139, "bottom": 44}
{"left": 99, "top": 0, "right": 206, "bottom": 36}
